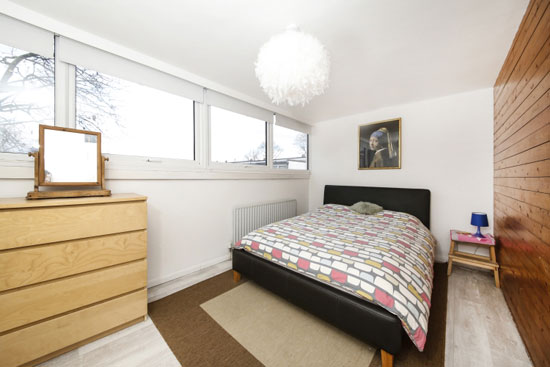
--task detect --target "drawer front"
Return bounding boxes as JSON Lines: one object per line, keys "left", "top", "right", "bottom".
{"left": 0, "top": 289, "right": 147, "bottom": 367}
{"left": 0, "top": 201, "right": 147, "bottom": 250}
{"left": 0, "top": 259, "right": 147, "bottom": 333}
{"left": 0, "top": 230, "right": 147, "bottom": 292}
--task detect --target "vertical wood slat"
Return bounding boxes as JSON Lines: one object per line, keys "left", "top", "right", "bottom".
{"left": 493, "top": 1, "right": 550, "bottom": 366}
{"left": 233, "top": 200, "right": 297, "bottom": 245}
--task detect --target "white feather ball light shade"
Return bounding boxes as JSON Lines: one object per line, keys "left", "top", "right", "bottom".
{"left": 255, "top": 27, "right": 330, "bottom": 107}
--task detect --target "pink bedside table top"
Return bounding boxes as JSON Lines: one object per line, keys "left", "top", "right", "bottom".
{"left": 450, "top": 230, "right": 495, "bottom": 246}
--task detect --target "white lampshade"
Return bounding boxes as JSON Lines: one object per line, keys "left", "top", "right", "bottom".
{"left": 255, "top": 25, "right": 330, "bottom": 107}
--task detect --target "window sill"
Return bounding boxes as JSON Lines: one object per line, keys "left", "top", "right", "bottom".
{"left": 0, "top": 154, "right": 310, "bottom": 180}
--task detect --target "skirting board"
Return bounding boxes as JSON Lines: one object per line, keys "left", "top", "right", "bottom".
{"left": 147, "top": 260, "right": 232, "bottom": 303}
{"left": 148, "top": 254, "right": 231, "bottom": 288}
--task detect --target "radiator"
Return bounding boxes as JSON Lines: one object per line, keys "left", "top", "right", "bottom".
{"left": 233, "top": 199, "right": 297, "bottom": 245}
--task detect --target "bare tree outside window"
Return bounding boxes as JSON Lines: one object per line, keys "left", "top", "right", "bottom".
{"left": 244, "top": 141, "right": 283, "bottom": 163}
{"left": 76, "top": 67, "right": 194, "bottom": 160}
{"left": 75, "top": 67, "right": 121, "bottom": 133}
{"left": 0, "top": 44, "right": 54, "bottom": 153}
{"left": 0, "top": 43, "right": 127, "bottom": 154}
{"left": 211, "top": 106, "right": 267, "bottom": 165}
{"left": 294, "top": 133, "right": 307, "bottom": 157}
{"left": 273, "top": 125, "right": 308, "bottom": 169}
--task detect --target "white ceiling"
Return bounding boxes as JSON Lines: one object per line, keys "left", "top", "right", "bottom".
{"left": 7, "top": 0, "right": 528, "bottom": 123}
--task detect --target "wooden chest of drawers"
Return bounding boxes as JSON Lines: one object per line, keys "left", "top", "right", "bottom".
{"left": 0, "top": 194, "right": 148, "bottom": 367}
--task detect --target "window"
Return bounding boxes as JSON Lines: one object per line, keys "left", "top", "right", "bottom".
{"left": 0, "top": 43, "right": 54, "bottom": 153}
{"left": 210, "top": 106, "right": 267, "bottom": 165}
{"left": 273, "top": 125, "right": 308, "bottom": 170}
{"left": 76, "top": 67, "right": 195, "bottom": 160}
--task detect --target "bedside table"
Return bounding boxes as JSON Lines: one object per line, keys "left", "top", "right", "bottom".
{"left": 447, "top": 230, "right": 500, "bottom": 288}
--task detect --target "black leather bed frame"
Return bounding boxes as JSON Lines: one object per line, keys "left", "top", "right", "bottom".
{"left": 232, "top": 185, "right": 431, "bottom": 367}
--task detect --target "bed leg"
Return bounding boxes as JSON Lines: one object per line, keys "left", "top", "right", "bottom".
{"left": 233, "top": 270, "right": 241, "bottom": 283}
{"left": 381, "top": 349, "right": 394, "bottom": 367}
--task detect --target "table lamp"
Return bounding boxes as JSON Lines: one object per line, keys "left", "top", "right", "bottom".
{"left": 471, "top": 212, "right": 488, "bottom": 238}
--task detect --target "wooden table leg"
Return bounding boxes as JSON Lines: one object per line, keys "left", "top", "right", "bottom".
{"left": 381, "top": 349, "right": 394, "bottom": 367}
{"left": 447, "top": 240, "right": 455, "bottom": 276}
{"left": 233, "top": 270, "right": 241, "bottom": 283}
{"left": 489, "top": 247, "right": 500, "bottom": 288}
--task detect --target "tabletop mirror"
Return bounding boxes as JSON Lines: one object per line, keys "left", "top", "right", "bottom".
{"left": 27, "top": 125, "right": 111, "bottom": 199}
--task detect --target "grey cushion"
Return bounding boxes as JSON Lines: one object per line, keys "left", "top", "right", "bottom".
{"left": 350, "top": 201, "right": 383, "bottom": 215}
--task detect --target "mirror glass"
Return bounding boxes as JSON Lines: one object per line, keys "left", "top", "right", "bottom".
{"left": 43, "top": 129, "right": 99, "bottom": 184}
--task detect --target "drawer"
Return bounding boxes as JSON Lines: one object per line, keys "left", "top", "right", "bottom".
{"left": 0, "top": 289, "right": 147, "bottom": 367}
{"left": 0, "top": 230, "right": 147, "bottom": 292}
{"left": 0, "top": 201, "right": 147, "bottom": 250}
{"left": 0, "top": 259, "right": 147, "bottom": 333}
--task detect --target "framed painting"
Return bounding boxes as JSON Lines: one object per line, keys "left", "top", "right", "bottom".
{"left": 358, "top": 118, "right": 401, "bottom": 170}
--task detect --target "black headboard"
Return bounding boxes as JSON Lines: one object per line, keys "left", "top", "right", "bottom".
{"left": 323, "top": 185, "right": 431, "bottom": 229}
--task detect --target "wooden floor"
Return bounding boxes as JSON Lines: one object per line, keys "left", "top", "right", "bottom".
{"left": 37, "top": 317, "right": 180, "bottom": 367}
{"left": 38, "top": 265, "right": 532, "bottom": 367}
{"left": 445, "top": 266, "right": 532, "bottom": 367}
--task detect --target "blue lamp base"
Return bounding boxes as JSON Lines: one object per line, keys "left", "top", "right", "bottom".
{"left": 473, "top": 226, "right": 485, "bottom": 238}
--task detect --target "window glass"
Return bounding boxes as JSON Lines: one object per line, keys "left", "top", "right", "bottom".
{"left": 273, "top": 125, "right": 308, "bottom": 170}
{"left": 0, "top": 43, "right": 54, "bottom": 153}
{"left": 210, "top": 106, "right": 266, "bottom": 165}
{"left": 76, "top": 67, "right": 194, "bottom": 160}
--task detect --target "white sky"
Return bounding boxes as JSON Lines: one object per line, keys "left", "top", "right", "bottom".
{"left": 77, "top": 78, "right": 195, "bottom": 160}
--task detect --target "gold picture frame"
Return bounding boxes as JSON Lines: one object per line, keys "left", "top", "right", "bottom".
{"left": 358, "top": 118, "right": 401, "bottom": 170}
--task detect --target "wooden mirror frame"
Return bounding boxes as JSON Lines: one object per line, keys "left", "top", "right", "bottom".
{"left": 39, "top": 125, "right": 102, "bottom": 186}
{"left": 27, "top": 124, "right": 111, "bottom": 199}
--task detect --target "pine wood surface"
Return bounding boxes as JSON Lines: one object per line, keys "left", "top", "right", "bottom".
{"left": 381, "top": 349, "right": 394, "bottom": 367}
{"left": 0, "top": 200, "right": 147, "bottom": 250}
{"left": 494, "top": 36, "right": 550, "bottom": 123}
{"left": 494, "top": 160, "right": 550, "bottom": 178}
{"left": 0, "top": 193, "right": 147, "bottom": 209}
{"left": 495, "top": 191, "right": 549, "bottom": 226}
{"left": 495, "top": 74, "right": 550, "bottom": 141}
{"left": 0, "top": 230, "right": 147, "bottom": 292}
{"left": 495, "top": 31, "right": 550, "bottom": 129}
{"left": 0, "top": 289, "right": 147, "bottom": 367}
{"left": 494, "top": 0, "right": 548, "bottom": 100}
{"left": 494, "top": 107, "right": 549, "bottom": 155}
{"left": 493, "top": 1, "right": 550, "bottom": 365}
{"left": 0, "top": 260, "right": 147, "bottom": 333}
{"left": 0, "top": 194, "right": 149, "bottom": 366}
{"left": 494, "top": 177, "right": 550, "bottom": 193}
{"left": 26, "top": 189, "right": 112, "bottom": 199}
{"left": 494, "top": 123, "right": 549, "bottom": 163}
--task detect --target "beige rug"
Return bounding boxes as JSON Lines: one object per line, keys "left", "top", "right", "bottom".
{"left": 201, "top": 281, "right": 376, "bottom": 367}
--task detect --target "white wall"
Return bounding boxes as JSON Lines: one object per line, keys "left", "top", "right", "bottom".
{"left": 0, "top": 178, "right": 309, "bottom": 286}
{"left": 309, "top": 88, "right": 494, "bottom": 262}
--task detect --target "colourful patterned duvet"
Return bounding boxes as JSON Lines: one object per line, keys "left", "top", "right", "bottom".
{"left": 234, "top": 204, "right": 436, "bottom": 351}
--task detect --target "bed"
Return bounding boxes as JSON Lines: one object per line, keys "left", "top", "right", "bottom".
{"left": 232, "top": 185, "right": 433, "bottom": 367}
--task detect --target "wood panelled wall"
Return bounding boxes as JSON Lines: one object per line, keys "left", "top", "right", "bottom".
{"left": 493, "top": 0, "right": 550, "bottom": 366}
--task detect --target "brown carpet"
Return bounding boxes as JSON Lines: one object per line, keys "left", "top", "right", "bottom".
{"left": 148, "top": 273, "right": 262, "bottom": 367}
{"left": 149, "top": 263, "right": 447, "bottom": 367}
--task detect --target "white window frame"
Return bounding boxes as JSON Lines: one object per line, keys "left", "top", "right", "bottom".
{"left": 273, "top": 113, "right": 311, "bottom": 171}
{"left": 72, "top": 63, "right": 199, "bottom": 169}
{"left": 208, "top": 105, "right": 271, "bottom": 171}
{"left": 0, "top": 30, "right": 311, "bottom": 180}
{"left": 0, "top": 16, "right": 56, "bottom": 178}
{"left": 272, "top": 124, "right": 310, "bottom": 172}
